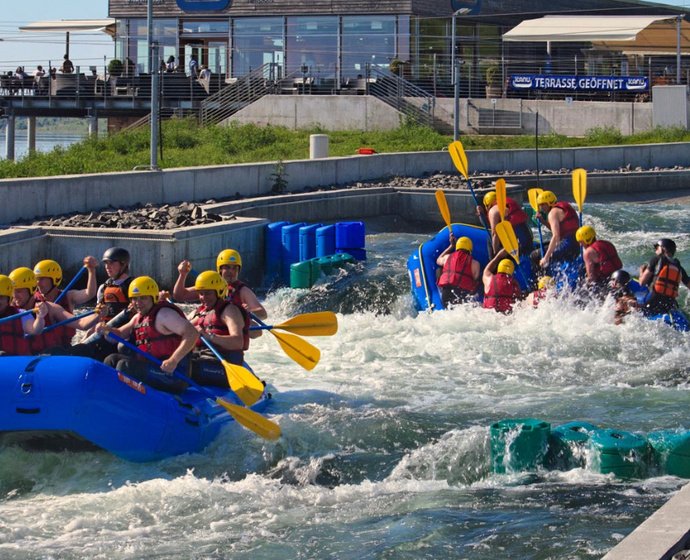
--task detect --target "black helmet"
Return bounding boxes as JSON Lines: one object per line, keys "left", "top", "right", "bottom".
{"left": 102, "top": 247, "right": 130, "bottom": 266}
{"left": 655, "top": 238, "right": 676, "bottom": 255}
{"left": 609, "top": 269, "right": 631, "bottom": 287}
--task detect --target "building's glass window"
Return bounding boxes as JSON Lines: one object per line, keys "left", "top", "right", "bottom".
{"left": 115, "top": 19, "right": 177, "bottom": 73}
{"left": 341, "top": 16, "right": 396, "bottom": 79}
{"left": 286, "top": 17, "right": 338, "bottom": 82}
{"left": 414, "top": 17, "right": 447, "bottom": 90}
{"left": 397, "top": 15, "right": 411, "bottom": 66}
{"left": 232, "top": 17, "right": 284, "bottom": 78}
{"left": 181, "top": 20, "right": 229, "bottom": 35}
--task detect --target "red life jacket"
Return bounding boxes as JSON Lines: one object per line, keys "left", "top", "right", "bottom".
{"left": 504, "top": 198, "right": 529, "bottom": 227}
{"left": 227, "top": 280, "right": 247, "bottom": 308}
{"left": 191, "top": 298, "right": 250, "bottom": 356}
{"left": 437, "top": 250, "right": 478, "bottom": 292}
{"left": 133, "top": 301, "right": 186, "bottom": 361}
{"left": 483, "top": 274, "right": 521, "bottom": 313}
{"left": 590, "top": 240, "right": 623, "bottom": 281}
{"left": 101, "top": 277, "right": 133, "bottom": 318}
{"left": 37, "top": 289, "right": 75, "bottom": 346}
{"left": 25, "top": 296, "right": 63, "bottom": 354}
{"left": 653, "top": 257, "right": 681, "bottom": 298}
{"left": 0, "top": 305, "right": 31, "bottom": 355}
{"left": 553, "top": 202, "right": 579, "bottom": 238}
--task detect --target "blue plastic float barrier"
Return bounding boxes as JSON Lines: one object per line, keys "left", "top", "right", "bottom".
{"left": 589, "top": 429, "right": 650, "bottom": 479}
{"left": 265, "top": 221, "right": 290, "bottom": 284}
{"left": 337, "top": 248, "right": 366, "bottom": 261}
{"left": 336, "top": 221, "right": 365, "bottom": 250}
{"left": 316, "top": 225, "right": 336, "bottom": 257}
{"left": 548, "top": 421, "right": 599, "bottom": 470}
{"left": 299, "top": 223, "right": 324, "bottom": 262}
{"left": 646, "top": 429, "right": 690, "bottom": 478}
{"left": 281, "top": 222, "right": 307, "bottom": 283}
{"left": 490, "top": 418, "right": 551, "bottom": 474}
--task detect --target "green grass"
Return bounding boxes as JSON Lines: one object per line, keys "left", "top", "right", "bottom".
{"left": 1, "top": 119, "right": 689, "bottom": 179}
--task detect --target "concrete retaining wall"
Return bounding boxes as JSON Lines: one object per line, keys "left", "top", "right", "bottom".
{"left": 2, "top": 142, "right": 690, "bottom": 228}
{"left": 2, "top": 143, "right": 690, "bottom": 287}
{"left": 226, "top": 95, "right": 655, "bottom": 136}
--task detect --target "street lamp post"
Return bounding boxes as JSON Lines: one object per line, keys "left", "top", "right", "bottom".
{"left": 451, "top": 9, "right": 471, "bottom": 141}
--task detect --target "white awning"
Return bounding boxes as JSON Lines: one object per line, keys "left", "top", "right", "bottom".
{"left": 19, "top": 19, "right": 116, "bottom": 37}
{"left": 502, "top": 15, "right": 679, "bottom": 43}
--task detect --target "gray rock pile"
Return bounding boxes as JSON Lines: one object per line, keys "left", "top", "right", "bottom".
{"left": 24, "top": 202, "right": 233, "bottom": 230}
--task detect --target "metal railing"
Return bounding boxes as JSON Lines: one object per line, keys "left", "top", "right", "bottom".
{"left": 367, "top": 66, "right": 435, "bottom": 127}
{"left": 200, "top": 63, "right": 279, "bottom": 127}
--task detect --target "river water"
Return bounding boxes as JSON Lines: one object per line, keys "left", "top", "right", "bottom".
{"left": 0, "top": 133, "right": 86, "bottom": 161}
{"left": 0, "top": 198, "right": 689, "bottom": 559}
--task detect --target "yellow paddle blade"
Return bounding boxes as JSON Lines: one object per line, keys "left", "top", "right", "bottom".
{"left": 496, "top": 178, "right": 507, "bottom": 222}
{"left": 527, "top": 188, "right": 543, "bottom": 212}
{"left": 222, "top": 361, "right": 265, "bottom": 407}
{"left": 274, "top": 311, "right": 338, "bottom": 336}
{"left": 495, "top": 220, "right": 520, "bottom": 264}
{"left": 272, "top": 330, "right": 320, "bottom": 371}
{"left": 572, "top": 168, "right": 587, "bottom": 212}
{"left": 435, "top": 190, "right": 451, "bottom": 228}
{"left": 448, "top": 140, "right": 469, "bottom": 179}
{"left": 217, "top": 397, "right": 281, "bottom": 440}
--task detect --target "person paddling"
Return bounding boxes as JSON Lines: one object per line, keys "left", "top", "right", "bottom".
{"left": 9, "top": 267, "right": 99, "bottom": 355}
{"left": 436, "top": 234, "right": 480, "bottom": 308}
{"left": 100, "top": 276, "right": 199, "bottom": 394}
{"left": 638, "top": 238, "right": 690, "bottom": 317}
{"left": 576, "top": 225, "right": 623, "bottom": 290}
{"left": 187, "top": 271, "right": 250, "bottom": 387}
{"left": 477, "top": 191, "right": 533, "bottom": 257}
{"left": 33, "top": 257, "right": 98, "bottom": 346}
{"left": 531, "top": 191, "right": 580, "bottom": 272}
{"left": 172, "top": 249, "right": 266, "bottom": 339}
{"left": 0, "top": 274, "right": 46, "bottom": 355}
{"left": 482, "top": 250, "right": 522, "bottom": 314}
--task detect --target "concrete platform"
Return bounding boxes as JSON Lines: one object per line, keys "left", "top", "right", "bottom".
{"left": 603, "top": 482, "right": 690, "bottom": 560}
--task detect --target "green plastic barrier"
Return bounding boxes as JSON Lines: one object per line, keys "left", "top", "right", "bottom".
{"left": 548, "top": 421, "right": 599, "bottom": 470}
{"left": 589, "top": 429, "right": 650, "bottom": 479}
{"left": 646, "top": 430, "right": 690, "bottom": 479}
{"left": 490, "top": 418, "right": 551, "bottom": 474}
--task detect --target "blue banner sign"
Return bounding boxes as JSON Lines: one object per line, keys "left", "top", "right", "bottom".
{"left": 176, "top": 0, "right": 230, "bottom": 11}
{"left": 510, "top": 75, "right": 648, "bottom": 92}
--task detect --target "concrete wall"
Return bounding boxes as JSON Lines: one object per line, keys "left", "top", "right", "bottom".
{"left": 3, "top": 142, "right": 690, "bottom": 228}
{"left": 224, "top": 94, "right": 655, "bottom": 136}
{"left": 436, "top": 98, "right": 654, "bottom": 136}
{"left": 228, "top": 95, "right": 403, "bottom": 131}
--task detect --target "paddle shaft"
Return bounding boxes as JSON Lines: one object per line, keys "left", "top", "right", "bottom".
{"left": 26, "top": 310, "right": 95, "bottom": 337}
{"left": 54, "top": 266, "right": 87, "bottom": 305}
{"left": 527, "top": 189, "right": 545, "bottom": 258}
{"left": 0, "top": 308, "right": 35, "bottom": 326}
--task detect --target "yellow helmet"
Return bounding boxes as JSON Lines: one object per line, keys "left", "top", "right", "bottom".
{"left": 576, "top": 225, "right": 596, "bottom": 245}
{"left": 483, "top": 192, "right": 497, "bottom": 210}
{"left": 9, "top": 267, "right": 37, "bottom": 295}
{"left": 216, "top": 249, "right": 242, "bottom": 272}
{"left": 0, "top": 275, "right": 13, "bottom": 298}
{"left": 33, "top": 259, "right": 63, "bottom": 286}
{"left": 536, "top": 190, "right": 557, "bottom": 206}
{"left": 455, "top": 237, "right": 473, "bottom": 252}
{"left": 538, "top": 276, "right": 556, "bottom": 290}
{"left": 194, "top": 270, "right": 228, "bottom": 299}
{"left": 497, "top": 259, "right": 515, "bottom": 276}
{"left": 128, "top": 276, "right": 159, "bottom": 299}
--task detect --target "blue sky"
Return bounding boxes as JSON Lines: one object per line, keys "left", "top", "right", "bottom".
{"left": 0, "top": 0, "right": 688, "bottom": 73}
{"left": 0, "top": 1, "right": 112, "bottom": 73}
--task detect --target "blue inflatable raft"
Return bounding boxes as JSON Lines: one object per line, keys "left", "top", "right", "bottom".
{"left": 407, "top": 225, "right": 688, "bottom": 331}
{"left": 0, "top": 356, "right": 270, "bottom": 462}
{"left": 407, "top": 223, "right": 534, "bottom": 311}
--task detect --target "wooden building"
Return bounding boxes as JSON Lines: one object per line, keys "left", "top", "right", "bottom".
{"left": 108, "top": 0, "right": 688, "bottom": 95}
